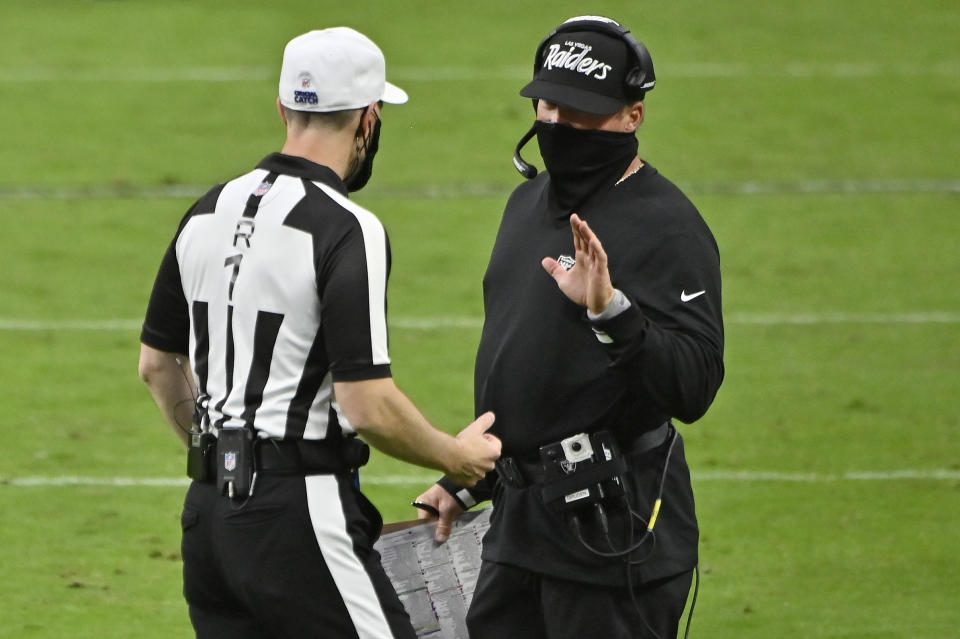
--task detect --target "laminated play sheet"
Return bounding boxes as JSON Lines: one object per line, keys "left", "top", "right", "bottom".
{"left": 375, "top": 508, "right": 492, "bottom": 638}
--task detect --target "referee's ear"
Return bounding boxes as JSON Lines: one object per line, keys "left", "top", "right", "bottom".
{"left": 359, "top": 101, "right": 380, "bottom": 136}
{"left": 277, "top": 97, "right": 289, "bottom": 127}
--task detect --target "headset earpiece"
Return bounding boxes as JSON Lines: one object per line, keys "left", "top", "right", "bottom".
{"left": 624, "top": 67, "right": 646, "bottom": 97}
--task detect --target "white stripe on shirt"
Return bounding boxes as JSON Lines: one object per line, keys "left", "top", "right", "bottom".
{"left": 315, "top": 182, "right": 390, "bottom": 366}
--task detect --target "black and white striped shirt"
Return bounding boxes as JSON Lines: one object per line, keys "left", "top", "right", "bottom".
{"left": 142, "top": 153, "right": 391, "bottom": 440}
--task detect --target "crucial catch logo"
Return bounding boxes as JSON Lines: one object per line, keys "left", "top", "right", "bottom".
{"left": 294, "top": 90, "right": 319, "bottom": 105}
{"left": 542, "top": 41, "right": 612, "bottom": 80}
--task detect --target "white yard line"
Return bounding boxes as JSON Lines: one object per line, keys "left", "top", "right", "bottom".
{"left": 725, "top": 311, "right": 960, "bottom": 325}
{"left": 0, "top": 319, "right": 144, "bottom": 331}
{"left": 3, "top": 179, "right": 960, "bottom": 201}
{"left": 1, "top": 313, "right": 958, "bottom": 333}
{"left": 1, "top": 62, "right": 957, "bottom": 84}
{"left": 3, "top": 469, "right": 958, "bottom": 488}
{"left": 693, "top": 469, "right": 960, "bottom": 482}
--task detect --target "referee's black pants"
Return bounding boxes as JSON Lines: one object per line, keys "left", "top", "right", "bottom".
{"left": 466, "top": 560, "right": 694, "bottom": 639}
{"left": 180, "top": 473, "right": 416, "bottom": 639}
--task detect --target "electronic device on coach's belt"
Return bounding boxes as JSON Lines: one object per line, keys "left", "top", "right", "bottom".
{"left": 538, "top": 431, "right": 626, "bottom": 512}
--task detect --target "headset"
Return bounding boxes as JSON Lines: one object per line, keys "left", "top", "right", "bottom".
{"left": 533, "top": 16, "right": 656, "bottom": 100}
{"left": 513, "top": 16, "right": 657, "bottom": 179}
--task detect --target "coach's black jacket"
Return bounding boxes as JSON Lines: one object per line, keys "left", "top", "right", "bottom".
{"left": 460, "top": 162, "right": 724, "bottom": 585}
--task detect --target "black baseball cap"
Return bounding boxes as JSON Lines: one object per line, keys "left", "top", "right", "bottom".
{"left": 521, "top": 28, "right": 633, "bottom": 115}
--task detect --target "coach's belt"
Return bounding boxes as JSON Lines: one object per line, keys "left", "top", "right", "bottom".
{"left": 496, "top": 421, "right": 672, "bottom": 490}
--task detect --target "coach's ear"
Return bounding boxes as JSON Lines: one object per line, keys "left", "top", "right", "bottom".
{"left": 624, "top": 100, "right": 645, "bottom": 133}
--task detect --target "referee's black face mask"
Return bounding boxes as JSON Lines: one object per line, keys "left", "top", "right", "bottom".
{"left": 345, "top": 106, "right": 381, "bottom": 192}
{"left": 534, "top": 120, "right": 638, "bottom": 212}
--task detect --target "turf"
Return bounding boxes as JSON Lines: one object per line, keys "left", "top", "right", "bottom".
{"left": 1, "top": 1, "right": 958, "bottom": 637}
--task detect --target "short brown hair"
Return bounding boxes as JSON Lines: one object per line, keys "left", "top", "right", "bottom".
{"left": 281, "top": 105, "right": 361, "bottom": 131}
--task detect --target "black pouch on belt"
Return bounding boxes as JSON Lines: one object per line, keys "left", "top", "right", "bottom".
{"left": 187, "top": 431, "right": 216, "bottom": 482}
{"left": 341, "top": 436, "right": 371, "bottom": 469}
{"left": 216, "top": 427, "right": 255, "bottom": 499}
{"left": 538, "top": 430, "right": 628, "bottom": 512}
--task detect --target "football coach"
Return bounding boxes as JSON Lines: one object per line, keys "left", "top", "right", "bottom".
{"left": 415, "top": 15, "right": 724, "bottom": 639}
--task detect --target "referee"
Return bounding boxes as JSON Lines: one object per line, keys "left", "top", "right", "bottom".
{"left": 138, "top": 27, "right": 500, "bottom": 638}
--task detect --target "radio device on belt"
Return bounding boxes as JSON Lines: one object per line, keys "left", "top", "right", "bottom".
{"left": 187, "top": 430, "right": 216, "bottom": 482}
{"left": 538, "top": 430, "right": 627, "bottom": 512}
{"left": 186, "top": 394, "right": 214, "bottom": 483}
{"left": 216, "top": 426, "right": 256, "bottom": 499}
{"left": 183, "top": 392, "right": 256, "bottom": 499}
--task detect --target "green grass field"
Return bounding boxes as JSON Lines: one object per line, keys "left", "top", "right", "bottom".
{"left": 1, "top": 1, "right": 958, "bottom": 637}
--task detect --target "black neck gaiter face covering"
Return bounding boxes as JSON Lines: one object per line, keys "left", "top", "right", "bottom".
{"left": 534, "top": 120, "right": 639, "bottom": 213}
{"left": 344, "top": 108, "right": 381, "bottom": 192}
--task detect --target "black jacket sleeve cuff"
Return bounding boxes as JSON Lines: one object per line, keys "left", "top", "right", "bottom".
{"left": 589, "top": 299, "right": 648, "bottom": 346}
{"left": 437, "top": 475, "right": 492, "bottom": 509}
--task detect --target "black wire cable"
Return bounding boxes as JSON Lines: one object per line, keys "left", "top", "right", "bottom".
{"left": 173, "top": 356, "right": 259, "bottom": 508}
{"left": 571, "top": 513, "right": 655, "bottom": 558}
{"left": 570, "top": 428, "right": 678, "bottom": 561}
{"left": 173, "top": 356, "right": 200, "bottom": 435}
{"left": 626, "top": 559, "right": 665, "bottom": 639}
{"left": 173, "top": 399, "right": 195, "bottom": 434}
{"left": 567, "top": 427, "right": 700, "bottom": 638}
{"left": 682, "top": 565, "right": 700, "bottom": 639}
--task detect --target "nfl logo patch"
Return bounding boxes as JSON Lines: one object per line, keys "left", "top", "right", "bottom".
{"left": 224, "top": 452, "right": 237, "bottom": 472}
{"left": 558, "top": 254, "right": 576, "bottom": 271}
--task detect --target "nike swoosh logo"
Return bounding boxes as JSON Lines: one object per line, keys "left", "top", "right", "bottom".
{"left": 680, "top": 290, "right": 706, "bottom": 302}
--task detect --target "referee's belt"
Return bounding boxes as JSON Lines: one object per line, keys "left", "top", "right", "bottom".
{"left": 205, "top": 436, "right": 370, "bottom": 477}
{"left": 257, "top": 437, "right": 370, "bottom": 474}
{"left": 495, "top": 422, "right": 671, "bottom": 490}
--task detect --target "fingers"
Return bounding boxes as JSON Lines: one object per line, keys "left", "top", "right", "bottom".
{"left": 569, "top": 214, "right": 604, "bottom": 267}
{"left": 541, "top": 257, "right": 565, "bottom": 279}
{"left": 554, "top": 213, "right": 605, "bottom": 274}
{"left": 459, "top": 411, "right": 496, "bottom": 437}
{"left": 412, "top": 500, "right": 440, "bottom": 520}
{"left": 572, "top": 217, "right": 609, "bottom": 277}
{"left": 415, "top": 506, "right": 435, "bottom": 521}
{"left": 413, "top": 485, "right": 465, "bottom": 543}
{"left": 452, "top": 412, "right": 501, "bottom": 487}
{"left": 588, "top": 232, "right": 608, "bottom": 271}
{"left": 568, "top": 215, "right": 615, "bottom": 314}
{"left": 569, "top": 213, "right": 583, "bottom": 237}
{"left": 475, "top": 431, "right": 502, "bottom": 471}
{"left": 570, "top": 213, "right": 585, "bottom": 254}
{"left": 412, "top": 486, "right": 443, "bottom": 521}
{"left": 484, "top": 430, "right": 502, "bottom": 457}
{"left": 573, "top": 216, "right": 599, "bottom": 256}
{"left": 570, "top": 220, "right": 583, "bottom": 254}
{"left": 435, "top": 511, "right": 456, "bottom": 543}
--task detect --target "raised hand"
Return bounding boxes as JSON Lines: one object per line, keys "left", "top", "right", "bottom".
{"left": 541, "top": 213, "right": 615, "bottom": 314}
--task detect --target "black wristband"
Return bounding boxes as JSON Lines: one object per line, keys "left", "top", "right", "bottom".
{"left": 437, "top": 476, "right": 477, "bottom": 510}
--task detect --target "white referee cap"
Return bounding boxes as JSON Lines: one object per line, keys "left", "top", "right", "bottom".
{"left": 279, "top": 27, "right": 408, "bottom": 112}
